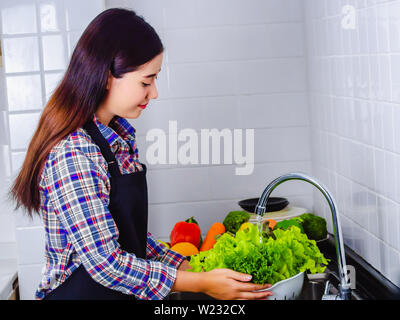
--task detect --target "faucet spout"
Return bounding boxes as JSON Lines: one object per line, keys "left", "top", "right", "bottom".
{"left": 255, "top": 172, "right": 351, "bottom": 300}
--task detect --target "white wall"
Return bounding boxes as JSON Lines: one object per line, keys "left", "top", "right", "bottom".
{"left": 0, "top": 0, "right": 312, "bottom": 300}
{"left": 0, "top": 0, "right": 105, "bottom": 299}
{"left": 105, "top": 0, "right": 313, "bottom": 241}
{"left": 8, "top": 0, "right": 399, "bottom": 300}
{"left": 305, "top": 0, "right": 400, "bottom": 286}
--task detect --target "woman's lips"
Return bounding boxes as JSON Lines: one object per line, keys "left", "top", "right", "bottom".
{"left": 138, "top": 104, "right": 147, "bottom": 109}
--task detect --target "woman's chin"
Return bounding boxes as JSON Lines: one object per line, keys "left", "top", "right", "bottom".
{"left": 121, "top": 109, "right": 143, "bottom": 119}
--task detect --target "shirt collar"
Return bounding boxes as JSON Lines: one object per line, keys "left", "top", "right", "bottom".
{"left": 92, "top": 114, "right": 137, "bottom": 148}
{"left": 110, "top": 116, "right": 136, "bottom": 141}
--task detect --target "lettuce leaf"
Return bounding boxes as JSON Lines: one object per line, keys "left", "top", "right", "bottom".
{"left": 188, "top": 223, "right": 329, "bottom": 285}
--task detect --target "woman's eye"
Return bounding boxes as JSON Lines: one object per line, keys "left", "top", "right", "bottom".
{"left": 142, "top": 76, "right": 157, "bottom": 87}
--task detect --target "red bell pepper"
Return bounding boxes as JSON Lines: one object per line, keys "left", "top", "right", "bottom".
{"left": 170, "top": 221, "right": 201, "bottom": 248}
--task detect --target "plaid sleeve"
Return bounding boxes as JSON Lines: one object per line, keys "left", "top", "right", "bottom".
{"left": 146, "top": 232, "right": 185, "bottom": 267}
{"left": 45, "top": 145, "right": 178, "bottom": 300}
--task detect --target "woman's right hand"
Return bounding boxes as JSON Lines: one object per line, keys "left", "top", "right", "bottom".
{"left": 202, "top": 268, "right": 273, "bottom": 300}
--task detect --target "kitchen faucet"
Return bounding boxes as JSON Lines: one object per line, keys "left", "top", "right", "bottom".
{"left": 255, "top": 172, "right": 352, "bottom": 300}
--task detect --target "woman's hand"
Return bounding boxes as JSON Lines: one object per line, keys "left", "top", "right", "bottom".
{"left": 178, "top": 259, "right": 192, "bottom": 271}
{"left": 172, "top": 266, "right": 273, "bottom": 300}
{"left": 202, "top": 269, "right": 273, "bottom": 300}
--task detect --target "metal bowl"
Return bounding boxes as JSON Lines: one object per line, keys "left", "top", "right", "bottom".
{"left": 255, "top": 272, "right": 305, "bottom": 300}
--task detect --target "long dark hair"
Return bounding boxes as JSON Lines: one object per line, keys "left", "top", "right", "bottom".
{"left": 10, "top": 8, "right": 164, "bottom": 217}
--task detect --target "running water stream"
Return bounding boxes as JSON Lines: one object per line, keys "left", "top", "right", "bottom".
{"left": 256, "top": 214, "right": 263, "bottom": 243}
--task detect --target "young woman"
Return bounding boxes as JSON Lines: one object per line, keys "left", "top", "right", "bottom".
{"left": 10, "top": 8, "right": 273, "bottom": 300}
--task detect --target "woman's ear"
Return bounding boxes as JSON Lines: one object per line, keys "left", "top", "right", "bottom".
{"left": 106, "top": 71, "right": 113, "bottom": 90}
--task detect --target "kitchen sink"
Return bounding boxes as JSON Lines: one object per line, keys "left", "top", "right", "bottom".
{"left": 166, "top": 267, "right": 363, "bottom": 300}
{"left": 298, "top": 269, "right": 362, "bottom": 300}
{"left": 297, "top": 272, "right": 331, "bottom": 300}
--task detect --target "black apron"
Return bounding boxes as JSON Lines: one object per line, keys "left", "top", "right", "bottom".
{"left": 44, "top": 119, "right": 148, "bottom": 300}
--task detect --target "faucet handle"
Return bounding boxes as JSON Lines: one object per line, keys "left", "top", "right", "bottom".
{"left": 323, "top": 280, "right": 331, "bottom": 295}
{"left": 322, "top": 281, "right": 341, "bottom": 300}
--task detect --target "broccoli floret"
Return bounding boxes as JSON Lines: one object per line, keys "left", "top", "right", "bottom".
{"left": 275, "top": 219, "right": 305, "bottom": 233}
{"left": 223, "top": 211, "right": 250, "bottom": 234}
{"left": 299, "top": 213, "right": 328, "bottom": 241}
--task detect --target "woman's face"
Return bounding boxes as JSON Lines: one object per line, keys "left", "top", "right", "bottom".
{"left": 98, "top": 52, "right": 163, "bottom": 123}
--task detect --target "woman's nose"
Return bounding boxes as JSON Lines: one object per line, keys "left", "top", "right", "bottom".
{"left": 148, "top": 82, "right": 158, "bottom": 100}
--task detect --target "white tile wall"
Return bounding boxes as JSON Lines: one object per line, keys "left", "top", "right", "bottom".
{"left": 161, "top": 0, "right": 304, "bottom": 29}
{"left": 1, "top": 0, "right": 37, "bottom": 35}
{"left": 0, "top": 0, "right": 105, "bottom": 300}
{"left": 3, "top": 37, "right": 40, "bottom": 73}
{"left": 8, "top": 112, "right": 41, "bottom": 149}
{"left": 64, "top": 0, "right": 105, "bottom": 31}
{"left": 305, "top": 0, "right": 400, "bottom": 287}
{"left": 6, "top": 75, "right": 43, "bottom": 111}
{"left": 44, "top": 72, "right": 63, "bottom": 100}
{"left": 41, "top": 34, "right": 66, "bottom": 70}
{"left": 115, "top": 0, "right": 312, "bottom": 244}
{"left": 17, "top": 263, "right": 43, "bottom": 300}
{"left": 163, "top": 23, "right": 305, "bottom": 64}
{"left": 2, "top": 0, "right": 398, "bottom": 300}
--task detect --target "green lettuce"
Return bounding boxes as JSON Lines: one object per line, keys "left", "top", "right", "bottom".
{"left": 188, "top": 223, "right": 329, "bottom": 285}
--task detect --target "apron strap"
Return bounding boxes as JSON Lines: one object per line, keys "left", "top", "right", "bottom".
{"left": 83, "top": 119, "right": 122, "bottom": 177}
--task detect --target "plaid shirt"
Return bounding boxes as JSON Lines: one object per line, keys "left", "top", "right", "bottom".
{"left": 36, "top": 115, "right": 184, "bottom": 300}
